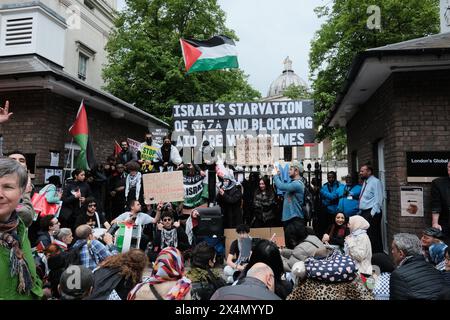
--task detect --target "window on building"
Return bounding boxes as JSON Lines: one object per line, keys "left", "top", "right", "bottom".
{"left": 63, "top": 142, "right": 81, "bottom": 182}
{"left": 78, "top": 53, "right": 88, "bottom": 81}
{"left": 84, "top": 0, "right": 95, "bottom": 10}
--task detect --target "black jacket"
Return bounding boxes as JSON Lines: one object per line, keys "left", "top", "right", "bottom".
{"left": 216, "top": 185, "right": 243, "bottom": 228}
{"left": 431, "top": 177, "right": 450, "bottom": 231}
{"left": 60, "top": 180, "right": 93, "bottom": 225}
{"left": 35, "top": 231, "right": 52, "bottom": 248}
{"left": 117, "top": 150, "right": 137, "bottom": 165}
{"left": 87, "top": 267, "right": 135, "bottom": 300}
{"left": 210, "top": 276, "right": 281, "bottom": 300}
{"left": 390, "top": 255, "right": 444, "bottom": 300}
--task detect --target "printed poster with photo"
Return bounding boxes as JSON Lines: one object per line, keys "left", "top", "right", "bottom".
{"left": 400, "top": 186, "right": 424, "bottom": 217}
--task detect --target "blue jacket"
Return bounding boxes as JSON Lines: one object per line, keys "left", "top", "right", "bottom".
{"left": 336, "top": 184, "right": 362, "bottom": 217}
{"left": 320, "top": 182, "right": 341, "bottom": 215}
{"left": 273, "top": 175, "right": 304, "bottom": 221}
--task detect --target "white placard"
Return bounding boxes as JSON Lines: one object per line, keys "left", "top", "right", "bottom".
{"left": 400, "top": 186, "right": 424, "bottom": 217}
{"left": 50, "top": 152, "right": 59, "bottom": 167}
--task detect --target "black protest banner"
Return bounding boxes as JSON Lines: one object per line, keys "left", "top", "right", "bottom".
{"left": 172, "top": 100, "right": 315, "bottom": 147}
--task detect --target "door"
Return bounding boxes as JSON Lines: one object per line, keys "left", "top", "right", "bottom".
{"left": 377, "top": 140, "right": 388, "bottom": 253}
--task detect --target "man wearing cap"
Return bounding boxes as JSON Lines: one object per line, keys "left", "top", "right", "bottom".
{"left": 421, "top": 227, "right": 445, "bottom": 263}
{"left": 273, "top": 161, "right": 305, "bottom": 230}
{"left": 431, "top": 160, "right": 450, "bottom": 244}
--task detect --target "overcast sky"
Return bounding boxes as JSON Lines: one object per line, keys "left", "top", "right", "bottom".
{"left": 116, "top": 0, "right": 326, "bottom": 97}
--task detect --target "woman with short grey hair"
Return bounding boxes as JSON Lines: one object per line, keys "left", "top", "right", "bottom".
{"left": 54, "top": 228, "right": 73, "bottom": 251}
{"left": 0, "top": 157, "right": 43, "bottom": 299}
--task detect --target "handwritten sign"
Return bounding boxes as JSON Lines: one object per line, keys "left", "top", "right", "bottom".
{"left": 142, "top": 171, "right": 185, "bottom": 204}
{"left": 127, "top": 137, "right": 141, "bottom": 153}
{"left": 235, "top": 136, "right": 273, "bottom": 166}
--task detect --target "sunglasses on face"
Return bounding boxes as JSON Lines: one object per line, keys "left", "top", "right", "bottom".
{"left": 163, "top": 218, "right": 172, "bottom": 222}
{"left": 88, "top": 204, "right": 97, "bottom": 208}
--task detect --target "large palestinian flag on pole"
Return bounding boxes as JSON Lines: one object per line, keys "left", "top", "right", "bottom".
{"left": 180, "top": 35, "right": 238, "bottom": 74}
{"left": 69, "top": 100, "right": 96, "bottom": 171}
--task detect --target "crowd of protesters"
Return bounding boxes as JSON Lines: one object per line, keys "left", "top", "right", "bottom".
{"left": 1, "top": 100, "right": 450, "bottom": 301}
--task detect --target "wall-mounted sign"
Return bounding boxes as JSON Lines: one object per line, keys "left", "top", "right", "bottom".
{"left": 400, "top": 186, "right": 424, "bottom": 217}
{"left": 406, "top": 152, "right": 450, "bottom": 182}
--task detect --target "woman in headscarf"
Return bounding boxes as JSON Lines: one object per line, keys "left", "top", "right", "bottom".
{"left": 216, "top": 173, "right": 243, "bottom": 228}
{"left": 155, "top": 136, "right": 183, "bottom": 172}
{"left": 345, "top": 215, "right": 372, "bottom": 276}
{"left": 128, "top": 247, "right": 191, "bottom": 300}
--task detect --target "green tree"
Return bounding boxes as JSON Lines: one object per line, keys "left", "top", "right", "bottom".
{"left": 309, "top": 0, "right": 439, "bottom": 154}
{"left": 283, "top": 84, "right": 312, "bottom": 100}
{"left": 103, "top": 0, "right": 261, "bottom": 124}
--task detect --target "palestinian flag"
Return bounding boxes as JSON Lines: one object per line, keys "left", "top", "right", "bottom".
{"left": 183, "top": 172, "right": 208, "bottom": 208}
{"left": 180, "top": 35, "right": 238, "bottom": 73}
{"left": 69, "top": 100, "right": 96, "bottom": 171}
{"left": 114, "top": 140, "right": 122, "bottom": 157}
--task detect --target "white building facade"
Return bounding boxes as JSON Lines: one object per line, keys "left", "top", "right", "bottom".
{"left": 0, "top": 0, "right": 116, "bottom": 90}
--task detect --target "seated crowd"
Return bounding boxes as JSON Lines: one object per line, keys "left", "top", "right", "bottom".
{"left": 1, "top": 147, "right": 450, "bottom": 301}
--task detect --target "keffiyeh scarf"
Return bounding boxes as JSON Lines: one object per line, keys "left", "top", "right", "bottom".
{"left": 161, "top": 228, "right": 178, "bottom": 249}
{"left": 128, "top": 247, "right": 191, "bottom": 300}
{"left": 0, "top": 211, "right": 33, "bottom": 294}
{"left": 125, "top": 172, "right": 142, "bottom": 200}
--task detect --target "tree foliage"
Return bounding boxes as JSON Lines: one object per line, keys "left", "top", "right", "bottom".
{"left": 309, "top": 0, "right": 439, "bottom": 153}
{"left": 103, "top": 0, "right": 261, "bottom": 124}
{"left": 282, "top": 84, "right": 312, "bottom": 100}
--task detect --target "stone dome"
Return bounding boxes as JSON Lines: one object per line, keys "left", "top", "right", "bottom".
{"left": 267, "top": 56, "right": 308, "bottom": 97}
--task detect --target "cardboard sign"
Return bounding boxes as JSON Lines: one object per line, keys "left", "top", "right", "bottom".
{"left": 235, "top": 136, "right": 273, "bottom": 166}
{"left": 224, "top": 227, "right": 285, "bottom": 256}
{"left": 127, "top": 138, "right": 141, "bottom": 153}
{"left": 142, "top": 171, "right": 185, "bottom": 204}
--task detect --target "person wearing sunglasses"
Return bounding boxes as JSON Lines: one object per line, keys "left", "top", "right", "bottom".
{"left": 74, "top": 197, "right": 110, "bottom": 234}
{"left": 150, "top": 207, "right": 189, "bottom": 261}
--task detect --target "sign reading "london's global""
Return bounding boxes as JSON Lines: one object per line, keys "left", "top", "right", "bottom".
{"left": 172, "top": 100, "right": 315, "bottom": 147}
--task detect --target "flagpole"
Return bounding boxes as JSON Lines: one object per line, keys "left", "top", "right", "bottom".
{"left": 63, "top": 138, "right": 74, "bottom": 187}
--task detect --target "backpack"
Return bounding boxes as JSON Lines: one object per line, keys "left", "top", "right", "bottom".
{"left": 305, "top": 249, "right": 358, "bottom": 283}
{"left": 299, "top": 179, "right": 314, "bottom": 222}
{"left": 64, "top": 241, "right": 95, "bottom": 267}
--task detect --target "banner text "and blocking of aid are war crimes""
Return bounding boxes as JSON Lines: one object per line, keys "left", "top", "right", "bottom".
{"left": 172, "top": 100, "right": 315, "bottom": 147}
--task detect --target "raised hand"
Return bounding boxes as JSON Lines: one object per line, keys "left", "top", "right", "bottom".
{"left": 0, "top": 101, "right": 13, "bottom": 124}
